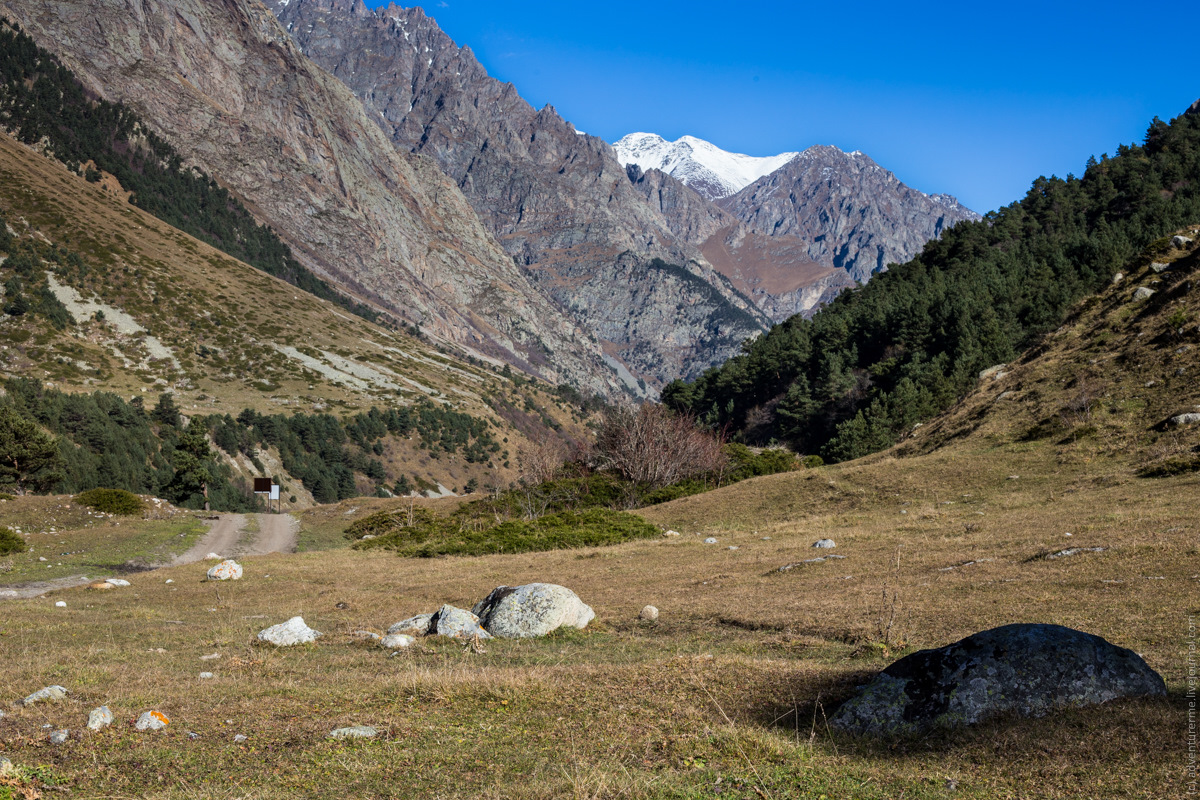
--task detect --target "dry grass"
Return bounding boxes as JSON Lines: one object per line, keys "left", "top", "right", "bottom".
{"left": 0, "top": 441, "right": 1190, "bottom": 798}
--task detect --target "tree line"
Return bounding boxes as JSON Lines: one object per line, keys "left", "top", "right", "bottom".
{"left": 663, "top": 106, "right": 1200, "bottom": 461}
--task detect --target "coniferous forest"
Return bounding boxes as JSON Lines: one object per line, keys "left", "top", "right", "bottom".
{"left": 0, "top": 19, "right": 381, "bottom": 324}
{"left": 663, "top": 106, "right": 1200, "bottom": 461}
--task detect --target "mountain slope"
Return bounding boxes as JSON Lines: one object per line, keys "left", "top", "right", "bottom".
{"left": 613, "top": 132, "right": 798, "bottom": 201}
{"left": 0, "top": 0, "right": 621, "bottom": 397}
{"left": 270, "top": 0, "right": 774, "bottom": 387}
{"left": 718, "top": 145, "right": 981, "bottom": 283}
{"left": 0, "top": 126, "right": 591, "bottom": 500}
{"left": 664, "top": 104, "right": 1200, "bottom": 460}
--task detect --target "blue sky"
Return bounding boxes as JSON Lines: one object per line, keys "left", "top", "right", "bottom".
{"left": 368, "top": 0, "right": 1196, "bottom": 214}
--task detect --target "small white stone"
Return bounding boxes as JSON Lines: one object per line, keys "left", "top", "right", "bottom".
{"left": 233, "top": 734, "right": 248, "bottom": 743}
{"left": 257, "top": 616, "right": 322, "bottom": 646}
{"left": 204, "top": 552, "right": 223, "bottom": 560}
{"left": 812, "top": 539, "right": 836, "bottom": 549}
{"left": 165, "top": 579, "right": 174, "bottom": 584}
{"left": 135, "top": 711, "right": 169, "bottom": 731}
{"left": 105, "top": 578, "right": 130, "bottom": 587}
{"left": 663, "top": 529, "right": 681, "bottom": 537}
{"left": 23, "top": 685, "right": 69, "bottom": 705}
{"left": 55, "top": 601, "right": 66, "bottom": 608}
{"left": 87, "top": 706, "right": 113, "bottom": 731}
{"left": 329, "top": 725, "right": 378, "bottom": 740}
{"left": 380, "top": 633, "right": 414, "bottom": 649}
{"left": 639, "top": 605, "right": 659, "bottom": 621}
{"left": 727, "top": 545, "right": 739, "bottom": 551}
{"left": 206, "top": 560, "right": 242, "bottom": 581}
{"left": 703, "top": 537, "right": 718, "bottom": 544}
{"left": 49, "top": 730, "right": 69, "bottom": 744}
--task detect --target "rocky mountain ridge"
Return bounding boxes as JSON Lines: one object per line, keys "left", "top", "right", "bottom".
{"left": 0, "top": 0, "right": 625, "bottom": 398}
{"left": 272, "top": 0, "right": 771, "bottom": 388}
{"left": 718, "top": 145, "right": 981, "bottom": 283}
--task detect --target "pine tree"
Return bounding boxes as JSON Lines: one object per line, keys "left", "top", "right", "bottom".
{"left": 0, "top": 405, "right": 64, "bottom": 494}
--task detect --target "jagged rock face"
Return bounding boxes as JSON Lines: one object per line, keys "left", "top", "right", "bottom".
{"left": 271, "top": 0, "right": 770, "bottom": 388}
{"left": 1, "top": 0, "right": 621, "bottom": 396}
{"left": 719, "top": 146, "right": 981, "bottom": 284}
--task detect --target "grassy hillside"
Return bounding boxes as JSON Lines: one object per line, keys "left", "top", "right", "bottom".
{"left": 0, "top": 129, "right": 592, "bottom": 505}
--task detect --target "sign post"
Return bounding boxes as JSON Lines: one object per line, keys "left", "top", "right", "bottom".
{"left": 253, "top": 477, "right": 279, "bottom": 513}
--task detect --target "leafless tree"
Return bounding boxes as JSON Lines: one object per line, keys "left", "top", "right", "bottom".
{"left": 592, "top": 404, "right": 728, "bottom": 489}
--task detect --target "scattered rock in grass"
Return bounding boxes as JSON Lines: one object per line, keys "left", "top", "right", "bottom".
{"left": 353, "top": 630, "right": 382, "bottom": 642}
{"left": 329, "top": 725, "right": 377, "bottom": 740}
{"left": 87, "top": 706, "right": 113, "bottom": 731}
{"left": 431, "top": 605, "right": 491, "bottom": 639}
{"left": 387, "top": 613, "right": 435, "bottom": 636}
{"left": 257, "top": 616, "right": 322, "bottom": 646}
{"left": 727, "top": 545, "right": 739, "bottom": 550}
{"left": 473, "top": 584, "right": 594, "bottom": 638}
{"left": 830, "top": 623, "right": 1167, "bottom": 736}
{"left": 760, "top": 536, "right": 771, "bottom": 541}
{"left": 206, "top": 560, "right": 243, "bottom": 581}
{"left": 812, "top": 539, "right": 836, "bottom": 549}
{"left": 776, "top": 555, "right": 847, "bottom": 572}
{"left": 703, "top": 537, "right": 718, "bottom": 544}
{"left": 1173, "top": 235, "right": 1194, "bottom": 248}
{"left": 1133, "top": 287, "right": 1155, "bottom": 301}
{"left": 663, "top": 529, "right": 681, "bottom": 537}
{"left": 1170, "top": 413, "right": 1200, "bottom": 427}
{"left": 105, "top": 578, "right": 130, "bottom": 587}
{"left": 978, "top": 364, "right": 1007, "bottom": 381}
{"left": 0, "top": 755, "right": 10, "bottom": 770}
{"left": 199, "top": 672, "right": 214, "bottom": 679}
{"left": 88, "top": 581, "right": 115, "bottom": 590}
{"left": 135, "top": 711, "right": 170, "bottom": 731}
{"left": 1111, "top": 272, "right": 1124, "bottom": 284}
{"left": 1151, "top": 261, "right": 1170, "bottom": 273}
{"left": 204, "top": 553, "right": 222, "bottom": 560}
{"left": 55, "top": 601, "right": 66, "bottom": 608}
{"left": 199, "top": 653, "right": 221, "bottom": 661}
{"left": 49, "top": 730, "right": 69, "bottom": 744}
{"left": 1046, "top": 546, "right": 1106, "bottom": 560}
{"left": 639, "top": 605, "right": 659, "bottom": 622}
{"left": 23, "top": 685, "right": 68, "bottom": 705}
{"left": 165, "top": 579, "right": 174, "bottom": 584}
{"left": 233, "top": 734, "right": 248, "bottom": 743}
{"left": 380, "top": 633, "right": 415, "bottom": 649}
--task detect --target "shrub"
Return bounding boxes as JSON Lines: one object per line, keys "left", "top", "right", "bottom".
{"left": 0, "top": 525, "right": 24, "bottom": 555}
{"left": 801, "top": 454, "right": 824, "bottom": 469}
{"left": 75, "top": 488, "right": 144, "bottom": 515}
{"left": 593, "top": 404, "right": 727, "bottom": 489}
{"left": 362, "top": 508, "right": 660, "bottom": 558}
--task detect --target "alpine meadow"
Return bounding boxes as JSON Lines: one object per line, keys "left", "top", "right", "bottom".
{"left": 0, "top": 2, "right": 1192, "bottom": 799}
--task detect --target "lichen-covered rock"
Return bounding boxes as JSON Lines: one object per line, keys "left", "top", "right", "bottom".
{"left": 49, "top": 729, "right": 69, "bottom": 744}
{"left": 206, "top": 560, "right": 242, "bottom": 581}
{"left": 135, "top": 711, "right": 170, "bottom": 731}
{"left": 329, "top": 725, "right": 377, "bottom": 740}
{"left": 812, "top": 539, "right": 836, "bottom": 549}
{"left": 257, "top": 616, "right": 322, "bottom": 646}
{"left": 87, "top": 706, "right": 113, "bottom": 731}
{"left": 1170, "top": 413, "right": 1200, "bottom": 427}
{"left": 1134, "top": 287, "right": 1155, "bottom": 301}
{"left": 387, "top": 613, "right": 435, "bottom": 636}
{"left": 430, "top": 605, "right": 491, "bottom": 639}
{"left": 830, "top": 623, "right": 1166, "bottom": 736}
{"left": 472, "top": 584, "right": 594, "bottom": 639}
{"left": 23, "top": 685, "right": 68, "bottom": 705}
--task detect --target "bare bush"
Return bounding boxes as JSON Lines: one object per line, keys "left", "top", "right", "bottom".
{"left": 517, "top": 438, "right": 568, "bottom": 486}
{"left": 593, "top": 404, "right": 727, "bottom": 489}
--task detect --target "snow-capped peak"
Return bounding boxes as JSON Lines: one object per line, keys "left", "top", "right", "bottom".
{"left": 612, "top": 132, "right": 799, "bottom": 200}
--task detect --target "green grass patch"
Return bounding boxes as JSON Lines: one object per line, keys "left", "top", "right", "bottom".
{"left": 0, "top": 525, "right": 23, "bottom": 555}
{"left": 353, "top": 507, "right": 660, "bottom": 557}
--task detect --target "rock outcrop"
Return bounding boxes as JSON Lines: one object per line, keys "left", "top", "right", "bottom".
{"left": 831, "top": 623, "right": 1167, "bottom": 736}
{"left": 719, "top": 146, "right": 980, "bottom": 284}
{"left": 1, "top": 0, "right": 619, "bottom": 396}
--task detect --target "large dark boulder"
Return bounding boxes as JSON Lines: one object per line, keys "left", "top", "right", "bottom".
{"left": 831, "top": 623, "right": 1166, "bottom": 736}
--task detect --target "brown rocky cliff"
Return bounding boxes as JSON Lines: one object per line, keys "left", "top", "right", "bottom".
{"left": 1, "top": 0, "right": 623, "bottom": 396}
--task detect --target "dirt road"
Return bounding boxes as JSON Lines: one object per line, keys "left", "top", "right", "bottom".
{"left": 2, "top": 513, "right": 299, "bottom": 600}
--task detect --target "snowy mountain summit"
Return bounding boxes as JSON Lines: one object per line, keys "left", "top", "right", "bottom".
{"left": 613, "top": 133, "right": 798, "bottom": 200}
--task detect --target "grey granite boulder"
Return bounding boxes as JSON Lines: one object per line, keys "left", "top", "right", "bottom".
{"left": 831, "top": 624, "right": 1166, "bottom": 736}
{"left": 257, "top": 616, "right": 322, "bottom": 646}
{"left": 472, "top": 583, "right": 595, "bottom": 639}
{"left": 87, "top": 706, "right": 113, "bottom": 731}
{"left": 430, "top": 605, "right": 491, "bottom": 639}
{"left": 812, "top": 539, "right": 836, "bottom": 549}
